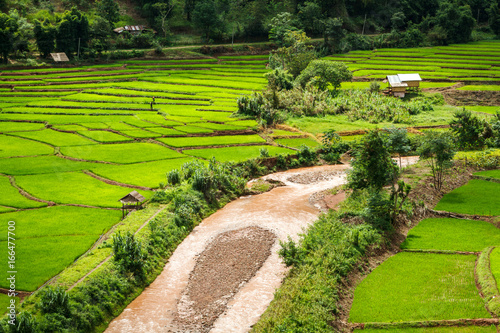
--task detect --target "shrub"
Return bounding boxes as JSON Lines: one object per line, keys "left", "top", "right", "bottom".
{"left": 265, "top": 68, "right": 294, "bottom": 91}
{"left": 166, "top": 169, "right": 181, "bottom": 186}
{"left": 297, "top": 144, "right": 317, "bottom": 165}
{"left": 363, "top": 190, "right": 392, "bottom": 231}
{"left": 112, "top": 232, "right": 147, "bottom": 280}
{"left": 39, "top": 286, "right": 70, "bottom": 316}
{"left": 259, "top": 147, "right": 270, "bottom": 158}
{"left": 450, "top": 108, "right": 486, "bottom": 150}
{"left": 369, "top": 80, "right": 380, "bottom": 93}
{"left": 295, "top": 59, "right": 353, "bottom": 90}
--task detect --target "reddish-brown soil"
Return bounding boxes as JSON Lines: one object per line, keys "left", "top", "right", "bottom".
{"left": 173, "top": 227, "right": 276, "bottom": 333}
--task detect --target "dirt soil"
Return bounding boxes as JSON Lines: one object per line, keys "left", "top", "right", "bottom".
{"left": 173, "top": 227, "right": 276, "bottom": 333}
{"left": 424, "top": 83, "right": 500, "bottom": 106}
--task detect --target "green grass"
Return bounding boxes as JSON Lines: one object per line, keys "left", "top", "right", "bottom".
{"left": 77, "top": 130, "right": 134, "bottom": 142}
{"left": 0, "top": 206, "right": 121, "bottom": 291}
{"left": 15, "top": 171, "right": 152, "bottom": 207}
{"left": 458, "top": 85, "right": 500, "bottom": 91}
{"left": 90, "top": 157, "right": 196, "bottom": 188}
{"left": 0, "top": 176, "right": 47, "bottom": 209}
{"left": 474, "top": 169, "right": 500, "bottom": 179}
{"left": 190, "top": 122, "right": 248, "bottom": 131}
{"left": 275, "top": 138, "right": 319, "bottom": 148}
{"left": 0, "top": 121, "right": 45, "bottom": 132}
{"left": 434, "top": 179, "right": 500, "bottom": 216}
{"left": 158, "top": 134, "right": 265, "bottom": 147}
{"left": 466, "top": 106, "right": 500, "bottom": 115}
{"left": 147, "top": 127, "right": 185, "bottom": 136}
{"left": 0, "top": 294, "right": 18, "bottom": 316}
{"left": 118, "top": 129, "right": 162, "bottom": 138}
{"left": 9, "top": 129, "right": 96, "bottom": 147}
{"left": 401, "top": 218, "right": 500, "bottom": 252}
{"left": 0, "top": 134, "right": 54, "bottom": 158}
{"left": 489, "top": 247, "right": 500, "bottom": 293}
{"left": 0, "top": 156, "right": 103, "bottom": 175}
{"left": 349, "top": 252, "right": 490, "bottom": 323}
{"left": 60, "top": 142, "right": 185, "bottom": 163}
{"left": 355, "top": 327, "right": 497, "bottom": 333}
{"left": 183, "top": 145, "right": 295, "bottom": 162}
{"left": 173, "top": 125, "right": 214, "bottom": 134}
{"left": 268, "top": 129, "right": 304, "bottom": 137}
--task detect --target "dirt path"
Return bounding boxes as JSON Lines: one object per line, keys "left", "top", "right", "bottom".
{"left": 105, "top": 164, "right": 348, "bottom": 332}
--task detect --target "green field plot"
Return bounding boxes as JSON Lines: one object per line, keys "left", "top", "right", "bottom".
{"left": 0, "top": 121, "right": 45, "bottom": 132}
{"left": 474, "top": 169, "right": 500, "bottom": 179}
{"left": 51, "top": 124, "right": 89, "bottom": 131}
{"left": 90, "top": 157, "right": 195, "bottom": 188}
{"left": 349, "top": 252, "right": 490, "bottom": 323}
{"left": 190, "top": 122, "right": 248, "bottom": 131}
{"left": 0, "top": 135, "right": 53, "bottom": 158}
{"left": 401, "top": 218, "right": 500, "bottom": 252}
{"left": 15, "top": 171, "right": 152, "bottom": 207}
{"left": 458, "top": 85, "right": 500, "bottom": 91}
{"left": 0, "top": 176, "right": 46, "bottom": 209}
{"left": 119, "top": 129, "right": 162, "bottom": 138}
{"left": 27, "top": 100, "right": 155, "bottom": 111}
{"left": 173, "top": 125, "right": 214, "bottom": 133}
{"left": 102, "top": 122, "right": 140, "bottom": 131}
{"left": 466, "top": 106, "right": 500, "bottom": 115}
{"left": 77, "top": 130, "right": 134, "bottom": 142}
{"left": 268, "top": 129, "right": 304, "bottom": 137}
{"left": 0, "top": 156, "right": 102, "bottom": 175}
{"left": 147, "top": 127, "right": 185, "bottom": 136}
{"left": 183, "top": 145, "right": 295, "bottom": 162}
{"left": 434, "top": 180, "right": 500, "bottom": 216}
{"left": 9, "top": 129, "right": 96, "bottom": 147}
{"left": 0, "top": 206, "right": 121, "bottom": 291}
{"left": 5, "top": 105, "right": 137, "bottom": 115}
{"left": 120, "top": 117, "right": 164, "bottom": 128}
{"left": 489, "top": 247, "right": 500, "bottom": 292}
{"left": 60, "top": 142, "right": 185, "bottom": 163}
{"left": 0, "top": 294, "right": 18, "bottom": 316}
{"left": 275, "top": 138, "right": 319, "bottom": 148}
{"left": 158, "top": 134, "right": 265, "bottom": 147}
{"left": 355, "top": 326, "right": 497, "bottom": 333}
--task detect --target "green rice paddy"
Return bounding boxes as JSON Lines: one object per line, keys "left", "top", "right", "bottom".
{"left": 349, "top": 252, "right": 490, "bottom": 323}
{"left": 401, "top": 218, "right": 500, "bottom": 252}
{"left": 434, "top": 179, "right": 500, "bottom": 216}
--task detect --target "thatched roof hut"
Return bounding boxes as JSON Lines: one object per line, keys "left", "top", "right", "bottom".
{"left": 119, "top": 191, "right": 145, "bottom": 204}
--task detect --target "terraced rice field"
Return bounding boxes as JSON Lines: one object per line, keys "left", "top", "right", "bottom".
{"left": 0, "top": 56, "right": 297, "bottom": 293}
{"left": 350, "top": 175, "right": 500, "bottom": 330}
{"left": 325, "top": 40, "right": 500, "bottom": 83}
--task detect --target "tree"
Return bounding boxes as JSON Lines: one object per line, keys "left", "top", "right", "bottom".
{"left": 347, "top": 130, "right": 398, "bottom": 191}
{"left": 192, "top": 0, "right": 223, "bottom": 42}
{"left": 321, "top": 17, "right": 345, "bottom": 53}
{"left": 297, "top": 2, "right": 323, "bottom": 35}
{"left": 97, "top": 0, "right": 120, "bottom": 25}
{"left": 153, "top": 2, "right": 174, "bottom": 39}
{"left": 417, "top": 131, "right": 456, "bottom": 191}
{"left": 269, "top": 30, "right": 316, "bottom": 77}
{"left": 450, "top": 108, "right": 486, "bottom": 150}
{"left": 89, "top": 16, "right": 112, "bottom": 54}
{"left": 295, "top": 59, "right": 352, "bottom": 90}
{"left": 487, "top": 1, "right": 500, "bottom": 36}
{"left": 268, "top": 12, "right": 297, "bottom": 46}
{"left": 383, "top": 127, "right": 411, "bottom": 168}
{"left": 0, "top": 13, "right": 18, "bottom": 63}
{"left": 8, "top": 9, "right": 34, "bottom": 56}
{"left": 434, "top": 1, "right": 475, "bottom": 44}
{"left": 56, "top": 8, "right": 90, "bottom": 58}
{"left": 184, "top": 0, "right": 195, "bottom": 21}
{"left": 34, "top": 19, "right": 56, "bottom": 58}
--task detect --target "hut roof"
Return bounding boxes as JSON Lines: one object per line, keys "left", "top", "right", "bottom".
{"left": 119, "top": 191, "right": 146, "bottom": 204}
{"left": 386, "top": 75, "right": 408, "bottom": 87}
{"left": 398, "top": 73, "right": 422, "bottom": 82}
{"left": 113, "top": 25, "right": 147, "bottom": 33}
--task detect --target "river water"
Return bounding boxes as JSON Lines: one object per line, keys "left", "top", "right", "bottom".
{"left": 106, "top": 161, "right": 414, "bottom": 332}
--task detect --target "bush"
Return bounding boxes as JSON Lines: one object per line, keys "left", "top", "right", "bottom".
{"left": 167, "top": 169, "right": 181, "bottom": 186}
{"left": 112, "top": 232, "right": 147, "bottom": 280}
{"left": 363, "top": 190, "right": 392, "bottom": 231}
{"left": 295, "top": 59, "right": 353, "bottom": 90}
{"left": 39, "top": 286, "right": 70, "bottom": 316}
{"left": 265, "top": 68, "right": 294, "bottom": 91}
{"left": 297, "top": 144, "right": 317, "bottom": 165}
{"left": 450, "top": 108, "right": 486, "bottom": 150}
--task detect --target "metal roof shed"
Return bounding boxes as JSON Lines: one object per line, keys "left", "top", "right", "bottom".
{"left": 398, "top": 73, "right": 422, "bottom": 88}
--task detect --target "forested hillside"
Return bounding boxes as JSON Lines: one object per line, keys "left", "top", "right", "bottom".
{"left": 0, "top": 0, "right": 499, "bottom": 64}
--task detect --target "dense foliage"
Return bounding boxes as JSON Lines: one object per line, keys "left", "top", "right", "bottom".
{"left": 0, "top": 0, "right": 497, "bottom": 62}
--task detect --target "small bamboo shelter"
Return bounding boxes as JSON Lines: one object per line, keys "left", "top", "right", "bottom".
{"left": 119, "top": 191, "right": 146, "bottom": 218}
{"left": 386, "top": 75, "right": 408, "bottom": 98}
{"left": 398, "top": 73, "right": 422, "bottom": 91}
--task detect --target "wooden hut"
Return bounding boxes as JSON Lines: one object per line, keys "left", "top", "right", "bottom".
{"left": 398, "top": 73, "right": 422, "bottom": 91}
{"left": 119, "top": 191, "right": 146, "bottom": 218}
{"left": 386, "top": 75, "right": 408, "bottom": 97}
